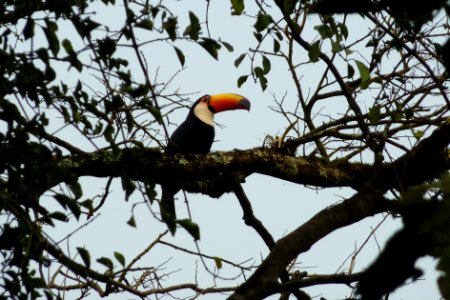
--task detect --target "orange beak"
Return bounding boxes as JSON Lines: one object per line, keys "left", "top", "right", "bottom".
{"left": 208, "top": 93, "right": 251, "bottom": 113}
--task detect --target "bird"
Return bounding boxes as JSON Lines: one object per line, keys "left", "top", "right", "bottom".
{"left": 160, "top": 93, "right": 251, "bottom": 234}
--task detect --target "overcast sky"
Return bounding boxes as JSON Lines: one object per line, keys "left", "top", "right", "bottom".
{"left": 38, "top": 1, "right": 443, "bottom": 299}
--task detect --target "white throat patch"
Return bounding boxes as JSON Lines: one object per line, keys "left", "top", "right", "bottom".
{"left": 193, "top": 101, "right": 215, "bottom": 126}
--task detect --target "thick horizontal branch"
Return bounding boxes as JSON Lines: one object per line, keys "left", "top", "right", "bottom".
{"left": 53, "top": 144, "right": 449, "bottom": 198}
{"left": 56, "top": 147, "right": 372, "bottom": 197}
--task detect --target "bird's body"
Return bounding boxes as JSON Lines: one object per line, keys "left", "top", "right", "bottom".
{"left": 160, "top": 94, "right": 250, "bottom": 234}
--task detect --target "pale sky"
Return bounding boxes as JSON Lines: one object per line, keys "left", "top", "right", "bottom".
{"left": 35, "top": 1, "right": 443, "bottom": 299}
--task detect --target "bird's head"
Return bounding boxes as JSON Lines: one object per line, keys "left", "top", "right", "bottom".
{"left": 193, "top": 93, "right": 250, "bottom": 125}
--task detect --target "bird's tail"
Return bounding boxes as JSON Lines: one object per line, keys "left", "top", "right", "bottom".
{"left": 160, "top": 184, "right": 178, "bottom": 235}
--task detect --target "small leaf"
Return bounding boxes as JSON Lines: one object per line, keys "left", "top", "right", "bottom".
{"left": 368, "top": 105, "right": 381, "bottom": 125}
{"left": 259, "top": 75, "right": 268, "bottom": 91}
{"left": 68, "top": 180, "right": 82, "bottom": 199}
{"left": 183, "top": 11, "right": 201, "bottom": 40}
{"left": 221, "top": 41, "right": 234, "bottom": 52}
{"left": 162, "top": 17, "right": 177, "bottom": 41}
{"left": 273, "top": 39, "right": 280, "bottom": 53}
{"left": 315, "top": 24, "right": 333, "bottom": 39}
{"left": 135, "top": 19, "right": 153, "bottom": 31}
{"left": 234, "top": 53, "right": 246, "bottom": 68}
{"left": 355, "top": 60, "right": 370, "bottom": 89}
{"left": 254, "top": 13, "right": 273, "bottom": 32}
{"left": 198, "top": 38, "right": 221, "bottom": 60}
{"left": 173, "top": 46, "right": 185, "bottom": 67}
{"left": 97, "top": 257, "right": 114, "bottom": 270}
{"left": 44, "top": 20, "right": 60, "bottom": 56}
{"left": 331, "top": 41, "right": 342, "bottom": 53}
{"left": 145, "top": 181, "right": 157, "bottom": 203}
{"left": 413, "top": 130, "right": 424, "bottom": 140}
{"left": 338, "top": 23, "right": 349, "bottom": 40}
{"left": 23, "top": 18, "right": 35, "bottom": 40}
{"left": 149, "top": 105, "right": 163, "bottom": 124}
{"left": 121, "top": 176, "right": 136, "bottom": 201}
{"left": 254, "top": 66, "right": 264, "bottom": 78}
{"left": 284, "top": 0, "right": 295, "bottom": 14}
{"left": 347, "top": 63, "right": 355, "bottom": 78}
{"left": 77, "top": 247, "right": 91, "bottom": 268}
{"left": 262, "top": 55, "right": 271, "bottom": 74}
{"left": 48, "top": 211, "right": 68, "bottom": 222}
{"left": 237, "top": 75, "right": 248, "bottom": 87}
{"left": 230, "top": 0, "right": 245, "bottom": 15}
{"left": 214, "top": 257, "right": 223, "bottom": 269}
{"left": 308, "top": 40, "right": 320, "bottom": 62}
{"left": 127, "top": 215, "right": 137, "bottom": 227}
{"left": 254, "top": 32, "right": 262, "bottom": 42}
{"left": 177, "top": 219, "right": 200, "bottom": 240}
{"left": 80, "top": 199, "right": 94, "bottom": 217}
{"left": 114, "top": 251, "right": 126, "bottom": 267}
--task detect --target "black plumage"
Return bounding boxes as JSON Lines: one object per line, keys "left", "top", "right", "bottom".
{"left": 159, "top": 94, "right": 250, "bottom": 234}
{"left": 160, "top": 97, "right": 214, "bottom": 233}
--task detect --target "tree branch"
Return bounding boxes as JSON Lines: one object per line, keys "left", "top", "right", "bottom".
{"left": 228, "top": 119, "right": 450, "bottom": 300}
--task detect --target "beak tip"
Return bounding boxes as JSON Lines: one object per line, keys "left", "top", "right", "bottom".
{"left": 240, "top": 98, "right": 251, "bottom": 111}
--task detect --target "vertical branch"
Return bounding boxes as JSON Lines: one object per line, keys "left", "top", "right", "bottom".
{"left": 230, "top": 177, "right": 311, "bottom": 300}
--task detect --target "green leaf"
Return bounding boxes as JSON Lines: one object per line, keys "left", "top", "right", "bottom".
{"left": 338, "top": 23, "right": 348, "bottom": 40}
{"left": 162, "top": 17, "right": 178, "bottom": 41}
{"left": 237, "top": 75, "right": 248, "bottom": 87}
{"left": 254, "top": 66, "right": 264, "bottom": 78}
{"left": 44, "top": 20, "right": 60, "bottom": 56}
{"left": 103, "top": 124, "right": 114, "bottom": 143}
{"left": 198, "top": 38, "right": 221, "bottom": 60}
{"left": 149, "top": 105, "right": 163, "bottom": 124}
{"left": 368, "top": 105, "right": 381, "bottom": 125}
{"left": 234, "top": 53, "right": 246, "bottom": 68}
{"left": 315, "top": 24, "right": 333, "bottom": 39}
{"left": 97, "top": 257, "right": 114, "bottom": 270}
{"left": 259, "top": 75, "right": 268, "bottom": 91}
{"left": 125, "top": 111, "right": 134, "bottom": 132}
{"left": 213, "top": 257, "right": 223, "bottom": 269}
{"left": 347, "top": 63, "right": 355, "bottom": 78}
{"left": 121, "top": 176, "right": 136, "bottom": 201}
{"left": 80, "top": 199, "right": 94, "bottom": 216}
{"left": 284, "top": 0, "right": 295, "bottom": 13}
{"left": 77, "top": 247, "right": 91, "bottom": 268}
{"left": 331, "top": 41, "right": 342, "bottom": 53}
{"left": 355, "top": 60, "right": 370, "bottom": 89}
{"left": 254, "top": 13, "right": 273, "bottom": 32}
{"left": 173, "top": 46, "right": 185, "bottom": 67}
{"left": 273, "top": 39, "right": 280, "bottom": 52}
{"left": 127, "top": 215, "right": 137, "bottom": 227}
{"left": 221, "top": 41, "right": 234, "bottom": 52}
{"left": 145, "top": 182, "right": 157, "bottom": 203}
{"left": 114, "top": 251, "right": 126, "bottom": 267}
{"left": 62, "top": 39, "right": 74, "bottom": 54}
{"left": 68, "top": 180, "right": 82, "bottom": 199}
{"left": 254, "top": 32, "right": 262, "bottom": 42}
{"left": 413, "top": 130, "right": 424, "bottom": 139}
{"left": 67, "top": 199, "right": 81, "bottom": 220}
{"left": 47, "top": 211, "right": 68, "bottom": 223}
{"left": 177, "top": 219, "right": 200, "bottom": 240}
{"left": 262, "top": 55, "right": 271, "bottom": 74}
{"left": 135, "top": 19, "right": 154, "bottom": 31}
{"left": 23, "top": 18, "right": 35, "bottom": 40}
{"left": 230, "top": 0, "right": 245, "bottom": 15}
{"left": 183, "top": 11, "right": 201, "bottom": 40}
{"left": 308, "top": 40, "right": 320, "bottom": 62}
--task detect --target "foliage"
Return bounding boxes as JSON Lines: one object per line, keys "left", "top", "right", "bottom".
{"left": 0, "top": 0, "right": 449, "bottom": 299}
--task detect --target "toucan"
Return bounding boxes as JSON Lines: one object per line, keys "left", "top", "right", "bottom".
{"left": 160, "top": 93, "right": 251, "bottom": 233}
